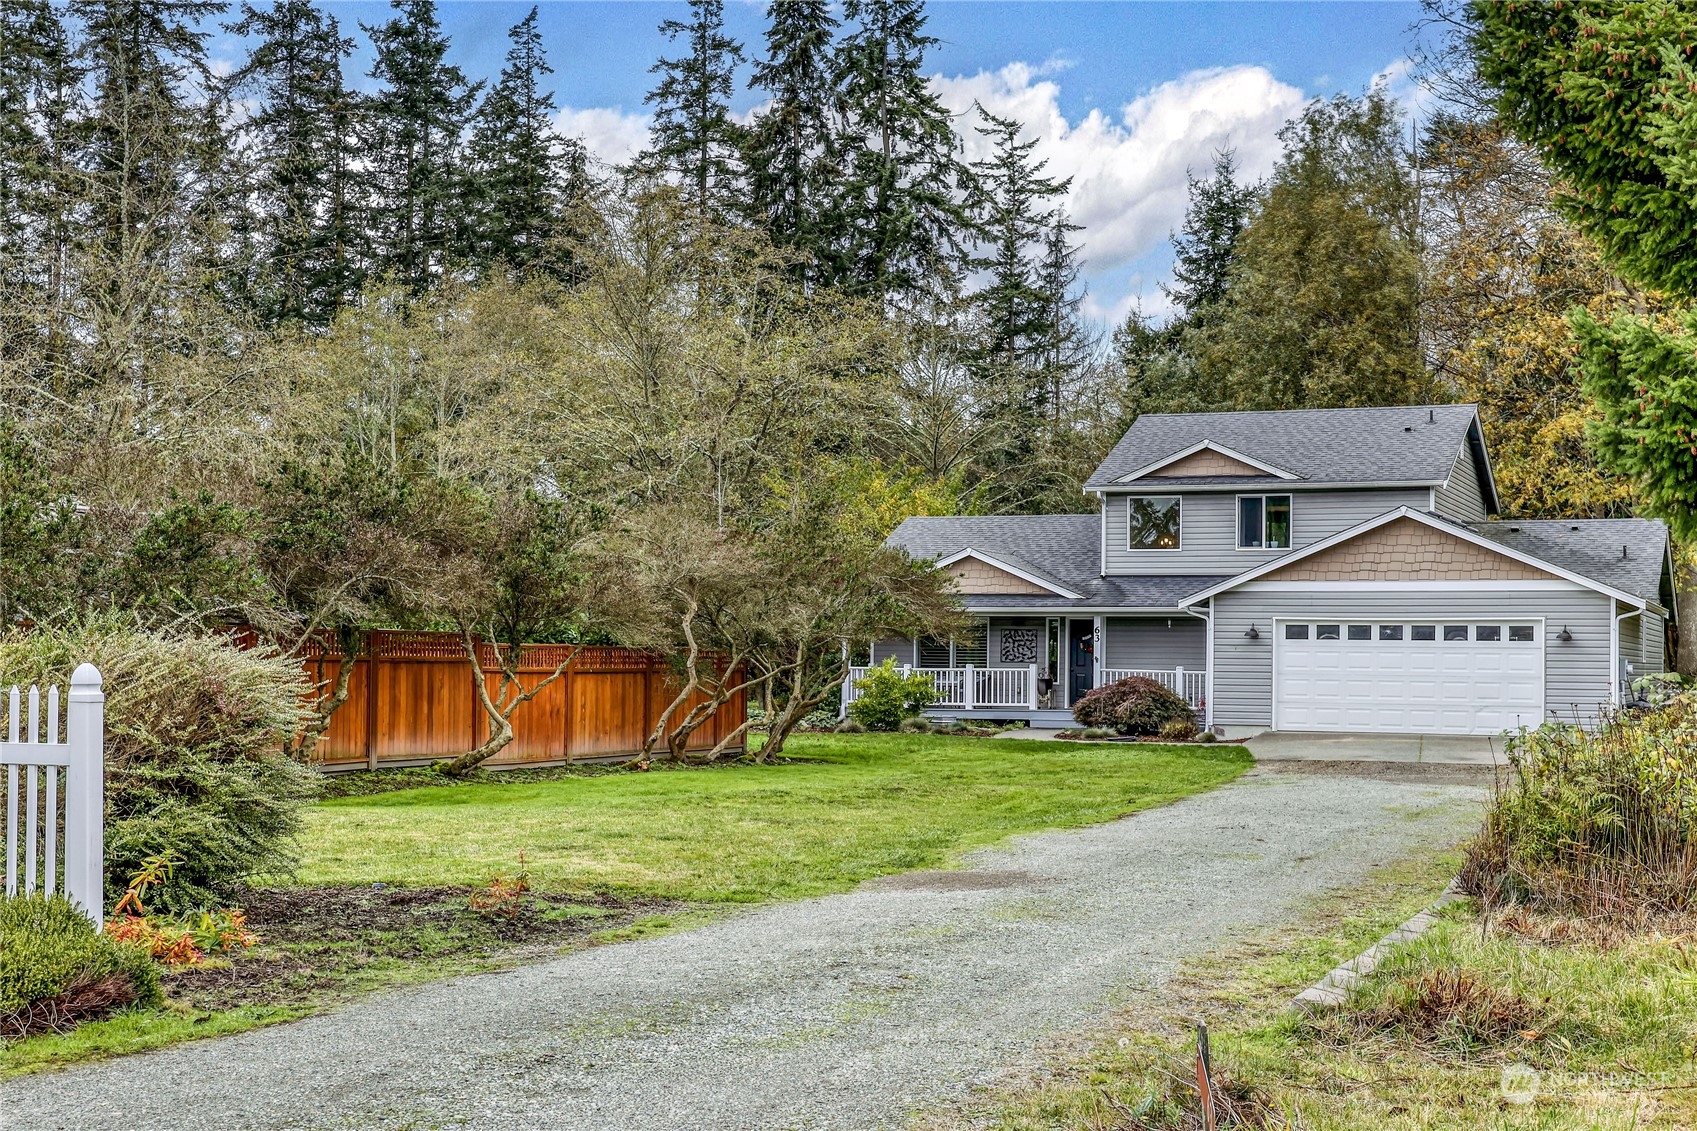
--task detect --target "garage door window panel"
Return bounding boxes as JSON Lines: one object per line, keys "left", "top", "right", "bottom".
{"left": 1412, "top": 625, "right": 1436, "bottom": 641}
{"left": 1477, "top": 625, "right": 1502, "bottom": 642}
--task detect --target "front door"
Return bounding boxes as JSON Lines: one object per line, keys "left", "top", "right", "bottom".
{"left": 1067, "top": 619, "right": 1095, "bottom": 706}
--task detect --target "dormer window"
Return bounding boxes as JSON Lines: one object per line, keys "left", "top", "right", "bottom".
{"left": 1127, "top": 496, "right": 1181, "bottom": 550}
{"left": 1238, "top": 494, "right": 1292, "bottom": 549}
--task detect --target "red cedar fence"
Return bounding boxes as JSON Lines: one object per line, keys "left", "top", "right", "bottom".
{"left": 293, "top": 631, "right": 747, "bottom": 771}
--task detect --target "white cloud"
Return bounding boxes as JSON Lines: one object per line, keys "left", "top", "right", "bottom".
{"left": 555, "top": 105, "right": 651, "bottom": 167}
{"left": 931, "top": 62, "right": 1307, "bottom": 278}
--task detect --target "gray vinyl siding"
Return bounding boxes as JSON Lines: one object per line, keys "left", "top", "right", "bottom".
{"left": 870, "top": 637, "right": 915, "bottom": 666}
{"left": 1623, "top": 610, "right": 1666, "bottom": 675}
{"left": 1433, "top": 449, "right": 1489, "bottom": 522}
{"left": 1209, "top": 586, "right": 1614, "bottom": 728}
{"left": 1644, "top": 611, "right": 1666, "bottom": 672}
{"left": 1105, "top": 616, "right": 1206, "bottom": 670}
{"left": 1101, "top": 488, "right": 1431, "bottom": 575}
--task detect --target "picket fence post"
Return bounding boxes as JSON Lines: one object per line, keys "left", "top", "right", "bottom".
{"left": 65, "top": 664, "right": 105, "bottom": 928}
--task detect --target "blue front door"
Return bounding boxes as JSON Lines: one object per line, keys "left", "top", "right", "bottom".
{"left": 1067, "top": 619, "right": 1094, "bottom": 706}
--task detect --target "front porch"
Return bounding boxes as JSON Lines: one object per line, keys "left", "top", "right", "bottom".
{"left": 848, "top": 614, "right": 1210, "bottom": 724}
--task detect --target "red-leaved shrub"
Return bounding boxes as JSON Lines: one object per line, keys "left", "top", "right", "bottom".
{"left": 1072, "top": 676, "right": 1195, "bottom": 736}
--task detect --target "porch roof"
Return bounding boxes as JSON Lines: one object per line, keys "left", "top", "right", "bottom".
{"left": 887, "top": 513, "right": 1230, "bottom": 610}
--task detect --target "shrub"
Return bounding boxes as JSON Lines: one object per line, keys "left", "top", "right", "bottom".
{"left": 0, "top": 617, "right": 319, "bottom": 912}
{"left": 833, "top": 718, "right": 866, "bottom": 734}
{"left": 1072, "top": 676, "right": 1195, "bottom": 737}
{"left": 897, "top": 715, "right": 932, "bottom": 733}
{"left": 1462, "top": 697, "right": 1696, "bottom": 919}
{"left": 847, "top": 659, "right": 938, "bottom": 731}
{"left": 0, "top": 894, "right": 161, "bottom": 1038}
{"left": 1158, "top": 717, "right": 1199, "bottom": 742}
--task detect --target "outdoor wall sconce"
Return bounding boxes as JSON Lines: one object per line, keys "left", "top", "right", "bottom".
{"left": 1244, "top": 624, "right": 1260, "bottom": 640}
{"left": 1557, "top": 626, "right": 1573, "bottom": 642}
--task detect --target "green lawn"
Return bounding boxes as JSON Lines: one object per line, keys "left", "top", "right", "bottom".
{"left": 297, "top": 733, "right": 1252, "bottom": 902}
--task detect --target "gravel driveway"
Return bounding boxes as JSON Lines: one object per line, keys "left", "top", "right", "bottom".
{"left": 5, "top": 767, "right": 1483, "bottom": 1131}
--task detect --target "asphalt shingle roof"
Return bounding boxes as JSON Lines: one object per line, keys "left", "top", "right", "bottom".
{"left": 886, "top": 514, "right": 1229, "bottom": 609}
{"left": 1466, "top": 518, "right": 1672, "bottom": 606}
{"left": 1084, "top": 404, "right": 1483, "bottom": 490}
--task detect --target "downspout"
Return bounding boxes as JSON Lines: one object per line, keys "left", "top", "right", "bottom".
{"left": 1612, "top": 604, "right": 1642, "bottom": 706}
{"left": 1183, "top": 603, "right": 1212, "bottom": 731}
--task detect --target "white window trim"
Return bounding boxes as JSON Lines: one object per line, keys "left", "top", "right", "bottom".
{"left": 1234, "top": 492, "right": 1295, "bottom": 552}
{"left": 1125, "top": 494, "right": 1183, "bottom": 552}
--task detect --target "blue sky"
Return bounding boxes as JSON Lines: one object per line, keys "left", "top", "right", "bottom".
{"left": 219, "top": 2, "right": 1429, "bottom": 325}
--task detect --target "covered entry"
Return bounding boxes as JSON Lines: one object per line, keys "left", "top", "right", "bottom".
{"left": 1273, "top": 619, "right": 1545, "bottom": 735}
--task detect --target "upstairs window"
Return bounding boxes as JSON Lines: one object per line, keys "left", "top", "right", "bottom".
{"left": 1127, "top": 496, "right": 1181, "bottom": 550}
{"left": 1238, "top": 494, "right": 1292, "bottom": 549}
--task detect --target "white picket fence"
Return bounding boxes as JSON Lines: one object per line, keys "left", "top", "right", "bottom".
{"left": 1, "top": 664, "right": 105, "bottom": 926}
{"left": 843, "top": 665, "right": 1039, "bottom": 710}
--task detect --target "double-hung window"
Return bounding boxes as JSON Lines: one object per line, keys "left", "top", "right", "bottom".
{"left": 1238, "top": 494, "right": 1292, "bottom": 549}
{"left": 1126, "top": 496, "right": 1181, "bottom": 550}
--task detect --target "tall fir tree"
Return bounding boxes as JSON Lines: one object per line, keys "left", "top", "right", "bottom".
{"left": 1029, "top": 210, "right": 1090, "bottom": 424}
{"left": 967, "top": 108, "right": 1069, "bottom": 382}
{"left": 0, "top": 1, "right": 78, "bottom": 366}
{"left": 359, "top": 0, "right": 479, "bottom": 293}
{"left": 1163, "top": 150, "right": 1255, "bottom": 323}
{"left": 227, "top": 0, "right": 359, "bottom": 325}
{"left": 462, "top": 7, "right": 589, "bottom": 278}
{"left": 642, "top": 0, "right": 746, "bottom": 217}
{"left": 68, "top": 0, "right": 233, "bottom": 380}
{"left": 833, "top": 0, "right": 974, "bottom": 301}
{"left": 743, "top": 0, "right": 841, "bottom": 278}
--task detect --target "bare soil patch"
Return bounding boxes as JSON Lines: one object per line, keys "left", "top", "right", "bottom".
{"left": 163, "top": 886, "right": 687, "bottom": 1012}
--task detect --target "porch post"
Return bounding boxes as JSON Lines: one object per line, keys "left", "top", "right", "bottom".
{"left": 1092, "top": 615, "right": 1105, "bottom": 688}
{"left": 1027, "top": 663, "right": 1039, "bottom": 710}
{"left": 963, "top": 664, "right": 975, "bottom": 710}
{"left": 1176, "top": 665, "right": 1186, "bottom": 707}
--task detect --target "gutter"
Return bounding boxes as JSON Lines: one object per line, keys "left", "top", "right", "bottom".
{"left": 1612, "top": 605, "right": 1643, "bottom": 705}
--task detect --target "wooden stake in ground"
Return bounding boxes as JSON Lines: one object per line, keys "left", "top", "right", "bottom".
{"left": 1195, "top": 1020, "right": 1217, "bottom": 1131}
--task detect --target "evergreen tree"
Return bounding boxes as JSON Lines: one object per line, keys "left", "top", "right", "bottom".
{"left": 967, "top": 108, "right": 1068, "bottom": 380}
{"left": 1190, "top": 90, "right": 1426, "bottom": 411}
{"left": 227, "top": 0, "right": 359, "bottom": 325}
{"left": 743, "top": 0, "right": 841, "bottom": 278}
{"left": 462, "top": 7, "right": 590, "bottom": 278}
{"left": 1029, "top": 211, "right": 1090, "bottom": 423}
{"left": 1471, "top": 1, "right": 1697, "bottom": 542}
{"left": 0, "top": 1, "right": 78, "bottom": 363}
{"left": 68, "top": 0, "right": 234, "bottom": 380}
{"left": 833, "top": 0, "right": 974, "bottom": 301}
{"left": 1163, "top": 149, "right": 1255, "bottom": 322}
{"left": 642, "top": 0, "right": 746, "bottom": 217}
{"left": 359, "top": 0, "right": 479, "bottom": 293}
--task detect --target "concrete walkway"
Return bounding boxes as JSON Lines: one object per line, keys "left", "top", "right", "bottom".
{"left": 5, "top": 769, "right": 1483, "bottom": 1131}
{"left": 1245, "top": 731, "right": 1506, "bottom": 766}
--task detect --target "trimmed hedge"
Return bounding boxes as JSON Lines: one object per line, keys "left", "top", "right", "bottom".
{"left": 1072, "top": 676, "right": 1195, "bottom": 737}
{"left": 0, "top": 894, "right": 162, "bottom": 1038}
{"left": 0, "top": 618, "right": 318, "bottom": 911}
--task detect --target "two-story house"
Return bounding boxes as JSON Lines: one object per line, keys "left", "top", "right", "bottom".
{"left": 848, "top": 404, "right": 1678, "bottom": 737}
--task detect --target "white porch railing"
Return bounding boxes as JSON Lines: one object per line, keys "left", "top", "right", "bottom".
{"left": 843, "top": 664, "right": 1040, "bottom": 710}
{"left": 2, "top": 665, "right": 105, "bottom": 926}
{"left": 1100, "top": 667, "right": 1207, "bottom": 711}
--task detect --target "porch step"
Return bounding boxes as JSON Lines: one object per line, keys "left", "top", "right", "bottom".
{"left": 927, "top": 708, "right": 1076, "bottom": 728}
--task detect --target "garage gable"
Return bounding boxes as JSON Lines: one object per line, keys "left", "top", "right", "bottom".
{"left": 943, "top": 555, "right": 1055, "bottom": 596}
{"left": 1260, "top": 516, "right": 1558, "bottom": 583}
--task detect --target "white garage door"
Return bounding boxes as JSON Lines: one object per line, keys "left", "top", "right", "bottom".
{"left": 1275, "top": 619, "right": 1545, "bottom": 735}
